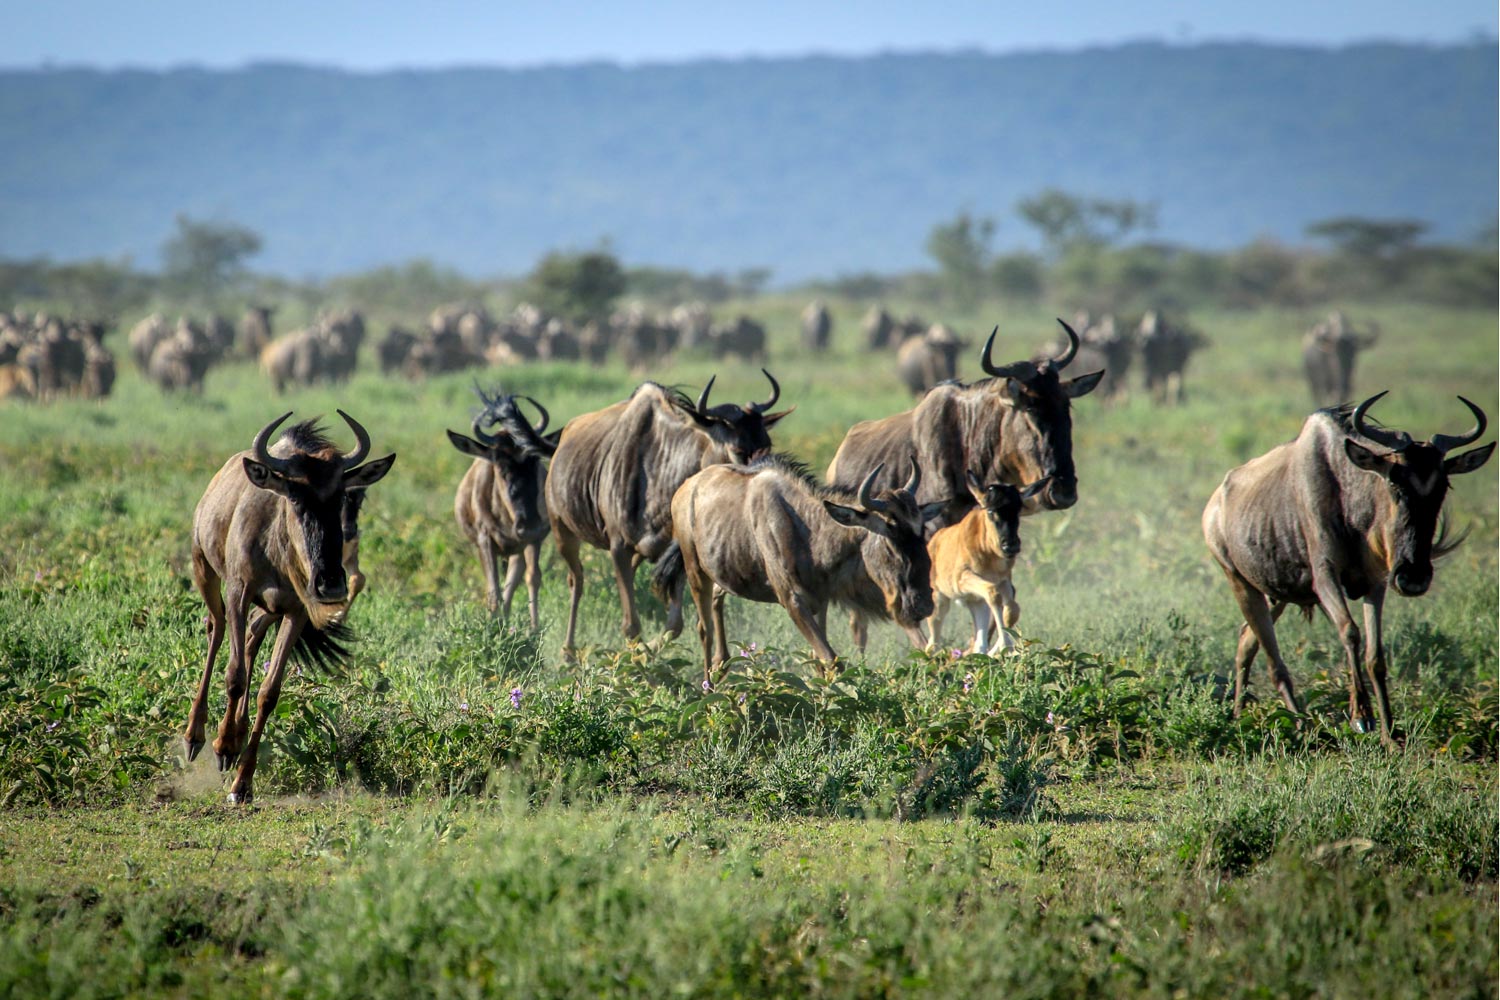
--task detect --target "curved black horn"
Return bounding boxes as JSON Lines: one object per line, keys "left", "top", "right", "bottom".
{"left": 980, "top": 326, "right": 1035, "bottom": 380}
{"left": 337, "top": 409, "right": 372, "bottom": 468}
{"left": 1431, "top": 395, "right": 1488, "bottom": 455}
{"left": 252, "top": 411, "right": 294, "bottom": 473}
{"left": 1350, "top": 391, "right": 1411, "bottom": 453}
{"left": 901, "top": 457, "right": 921, "bottom": 497}
{"left": 696, "top": 375, "right": 717, "bottom": 418}
{"left": 856, "top": 463, "right": 888, "bottom": 513}
{"left": 469, "top": 412, "right": 500, "bottom": 447}
{"left": 751, "top": 368, "right": 780, "bottom": 413}
{"left": 520, "top": 395, "right": 550, "bottom": 435}
{"left": 1051, "top": 318, "right": 1080, "bottom": 369}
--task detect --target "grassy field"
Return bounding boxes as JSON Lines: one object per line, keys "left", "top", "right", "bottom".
{"left": 1, "top": 298, "right": 1496, "bottom": 996}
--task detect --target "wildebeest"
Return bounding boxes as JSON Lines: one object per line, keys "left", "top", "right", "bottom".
{"left": 895, "top": 324, "right": 964, "bottom": 396}
{"left": 802, "top": 300, "right": 832, "bottom": 353}
{"left": 1202, "top": 393, "right": 1492, "bottom": 742}
{"left": 863, "top": 306, "right": 895, "bottom": 350}
{"left": 828, "top": 320, "right": 1103, "bottom": 529}
{"left": 449, "top": 390, "right": 554, "bottom": 629}
{"left": 662, "top": 457, "right": 941, "bottom": 682}
{"left": 184, "top": 411, "right": 395, "bottom": 804}
{"left": 501, "top": 372, "right": 791, "bottom": 659}
{"left": 128, "top": 312, "right": 171, "bottom": 371}
{"left": 148, "top": 318, "right": 214, "bottom": 393}
{"left": 1137, "top": 310, "right": 1205, "bottom": 405}
{"left": 239, "top": 305, "right": 275, "bottom": 359}
{"left": 260, "top": 313, "right": 363, "bottom": 392}
{"left": 926, "top": 474, "right": 1049, "bottom": 655}
{"left": 708, "top": 315, "right": 767, "bottom": 363}
{"left": 1302, "top": 310, "right": 1378, "bottom": 407}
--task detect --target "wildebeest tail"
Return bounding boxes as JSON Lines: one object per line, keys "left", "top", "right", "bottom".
{"left": 651, "top": 540, "right": 685, "bottom": 602}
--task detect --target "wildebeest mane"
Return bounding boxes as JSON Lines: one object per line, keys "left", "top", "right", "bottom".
{"left": 275, "top": 418, "right": 340, "bottom": 457}
{"left": 748, "top": 452, "right": 865, "bottom": 504}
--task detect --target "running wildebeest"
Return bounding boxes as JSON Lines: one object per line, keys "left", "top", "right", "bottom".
{"left": 449, "top": 390, "right": 554, "bottom": 629}
{"left": 827, "top": 320, "right": 1102, "bottom": 649}
{"left": 501, "top": 372, "right": 791, "bottom": 659}
{"left": 925, "top": 474, "right": 1049, "bottom": 655}
{"left": 661, "top": 457, "right": 942, "bottom": 682}
{"left": 184, "top": 411, "right": 395, "bottom": 804}
{"left": 1202, "top": 392, "right": 1492, "bottom": 743}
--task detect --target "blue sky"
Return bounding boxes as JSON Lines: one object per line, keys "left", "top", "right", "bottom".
{"left": 4, "top": 0, "right": 1496, "bottom": 69}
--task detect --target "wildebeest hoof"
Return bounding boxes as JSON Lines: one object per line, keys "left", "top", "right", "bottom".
{"left": 226, "top": 789, "right": 252, "bottom": 805}
{"left": 1350, "top": 716, "right": 1376, "bottom": 734}
{"left": 215, "top": 751, "right": 240, "bottom": 772}
{"left": 184, "top": 738, "right": 204, "bottom": 762}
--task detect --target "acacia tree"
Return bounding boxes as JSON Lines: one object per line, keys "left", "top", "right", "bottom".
{"left": 161, "top": 214, "right": 262, "bottom": 303}
{"left": 925, "top": 211, "right": 996, "bottom": 309}
{"left": 1016, "top": 189, "right": 1157, "bottom": 257}
{"left": 526, "top": 250, "right": 626, "bottom": 324}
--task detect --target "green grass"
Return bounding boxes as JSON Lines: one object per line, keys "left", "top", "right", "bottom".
{"left": 0, "top": 298, "right": 1495, "bottom": 995}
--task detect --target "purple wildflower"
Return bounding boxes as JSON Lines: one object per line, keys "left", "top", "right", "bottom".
{"left": 458, "top": 702, "right": 470, "bottom": 712}
{"left": 47, "top": 721, "right": 60, "bottom": 732}
{"left": 950, "top": 648, "right": 964, "bottom": 660}
{"left": 509, "top": 688, "right": 523, "bottom": 709}
{"left": 963, "top": 673, "right": 975, "bottom": 693}
{"left": 702, "top": 679, "right": 713, "bottom": 693}
{"left": 737, "top": 693, "right": 746, "bottom": 705}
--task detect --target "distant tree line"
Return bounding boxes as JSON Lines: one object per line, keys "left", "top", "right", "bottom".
{"left": 2, "top": 196, "right": 1495, "bottom": 322}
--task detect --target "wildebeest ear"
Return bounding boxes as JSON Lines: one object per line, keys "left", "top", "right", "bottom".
{"left": 1063, "top": 370, "right": 1106, "bottom": 398}
{"left": 242, "top": 457, "right": 294, "bottom": 497}
{"left": 346, "top": 453, "right": 396, "bottom": 489}
{"left": 1343, "top": 439, "right": 1391, "bottom": 475}
{"left": 760, "top": 406, "right": 796, "bottom": 428}
{"left": 963, "top": 469, "right": 985, "bottom": 502}
{"left": 822, "top": 500, "right": 873, "bottom": 530}
{"left": 919, "top": 501, "right": 948, "bottom": 525}
{"left": 446, "top": 429, "right": 487, "bottom": 458}
{"left": 1020, "top": 478, "right": 1051, "bottom": 501}
{"left": 1445, "top": 441, "right": 1495, "bottom": 476}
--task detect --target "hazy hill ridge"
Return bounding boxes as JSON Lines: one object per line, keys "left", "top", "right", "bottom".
{"left": 1, "top": 41, "right": 1494, "bottom": 278}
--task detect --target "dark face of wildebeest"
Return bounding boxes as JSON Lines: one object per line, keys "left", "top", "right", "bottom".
{"left": 697, "top": 368, "right": 793, "bottom": 463}
{"left": 824, "top": 461, "right": 942, "bottom": 626}
{"left": 979, "top": 321, "right": 1103, "bottom": 510}
{"left": 446, "top": 393, "right": 552, "bottom": 541}
{"left": 1343, "top": 392, "right": 1493, "bottom": 597}
{"left": 244, "top": 411, "right": 396, "bottom": 604}
{"left": 964, "top": 471, "right": 1050, "bottom": 558}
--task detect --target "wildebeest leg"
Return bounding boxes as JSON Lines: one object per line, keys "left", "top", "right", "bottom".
{"left": 236, "top": 611, "right": 278, "bottom": 739}
{"left": 1362, "top": 588, "right": 1397, "bottom": 744}
{"left": 848, "top": 611, "right": 868, "bottom": 653}
{"left": 967, "top": 601, "right": 993, "bottom": 654}
{"left": 1312, "top": 568, "right": 1376, "bottom": 734}
{"left": 1230, "top": 601, "right": 1283, "bottom": 710}
{"left": 227, "top": 612, "right": 306, "bottom": 805}
{"left": 555, "top": 523, "right": 585, "bottom": 661}
{"left": 711, "top": 586, "right": 731, "bottom": 667}
{"left": 213, "top": 586, "right": 252, "bottom": 770}
{"left": 499, "top": 552, "right": 524, "bottom": 619}
{"left": 925, "top": 595, "right": 950, "bottom": 651}
{"left": 478, "top": 535, "right": 502, "bottom": 613}
{"left": 993, "top": 580, "right": 1020, "bottom": 653}
{"left": 523, "top": 543, "right": 543, "bottom": 632}
{"left": 609, "top": 539, "right": 642, "bottom": 641}
{"left": 1225, "top": 575, "right": 1300, "bottom": 716}
{"left": 681, "top": 542, "right": 716, "bottom": 684}
{"left": 786, "top": 592, "right": 840, "bottom": 673}
{"left": 185, "top": 552, "right": 224, "bottom": 762}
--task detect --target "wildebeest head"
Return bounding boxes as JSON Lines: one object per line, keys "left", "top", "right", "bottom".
{"left": 1342, "top": 392, "right": 1493, "bottom": 597}
{"left": 692, "top": 369, "right": 793, "bottom": 463}
{"left": 964, "top": 471, "right": 1051, "bottom": 558}
{"left": 243, "top": 410, "right": 396, "bottom": 605}
{"left": 979, "top": 320, "right": 1104, "bottom": 511}
{"left": 824, "top": 461, "right": 945, "bottom": 626}
{"left": 446, "top": 390, "right": 551, "bottom": 538}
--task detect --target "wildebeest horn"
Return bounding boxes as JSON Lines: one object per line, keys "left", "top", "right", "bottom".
{"left": 901, "top": 457, "right": 921, "bottom": 497}
{"left": 252, "top": 411, "right": 294, "bottom": 473}
{"left": 697, "top": 375, "right": 717, "bottom": 418}
{"left": 980, "top": 326, "right": 1035, "bottom": 380}
{"left": 751, "top": 368, "right": 780, "bottom": 413}
{"left": 1431, "top": 396, "right": 1488, "bottom": 455}
{"left": 337, "top": 409, "right": 371, "bottom": 468}
{"left": 857, "top": 463, "right": 888, "bottom": 513}
{"left": 1051, "top": 318, "right": 1080, "bottom": 369}
{"left": 1350, "top": 392, "right": 1412, "bottom": 453}
{"left": 519, "top": 395, "right": 550, "bottom": 434}
{"left": 469, "top": 412, "right": 500, "bottom": 448}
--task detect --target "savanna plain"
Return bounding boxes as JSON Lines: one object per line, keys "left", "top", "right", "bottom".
{"left": 1, "top": 299, "right": 1496, "bottom": 997}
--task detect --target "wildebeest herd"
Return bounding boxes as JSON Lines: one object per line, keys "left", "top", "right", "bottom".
{"left": 177, "top": 315, "right": 1492, "bottom": 803}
